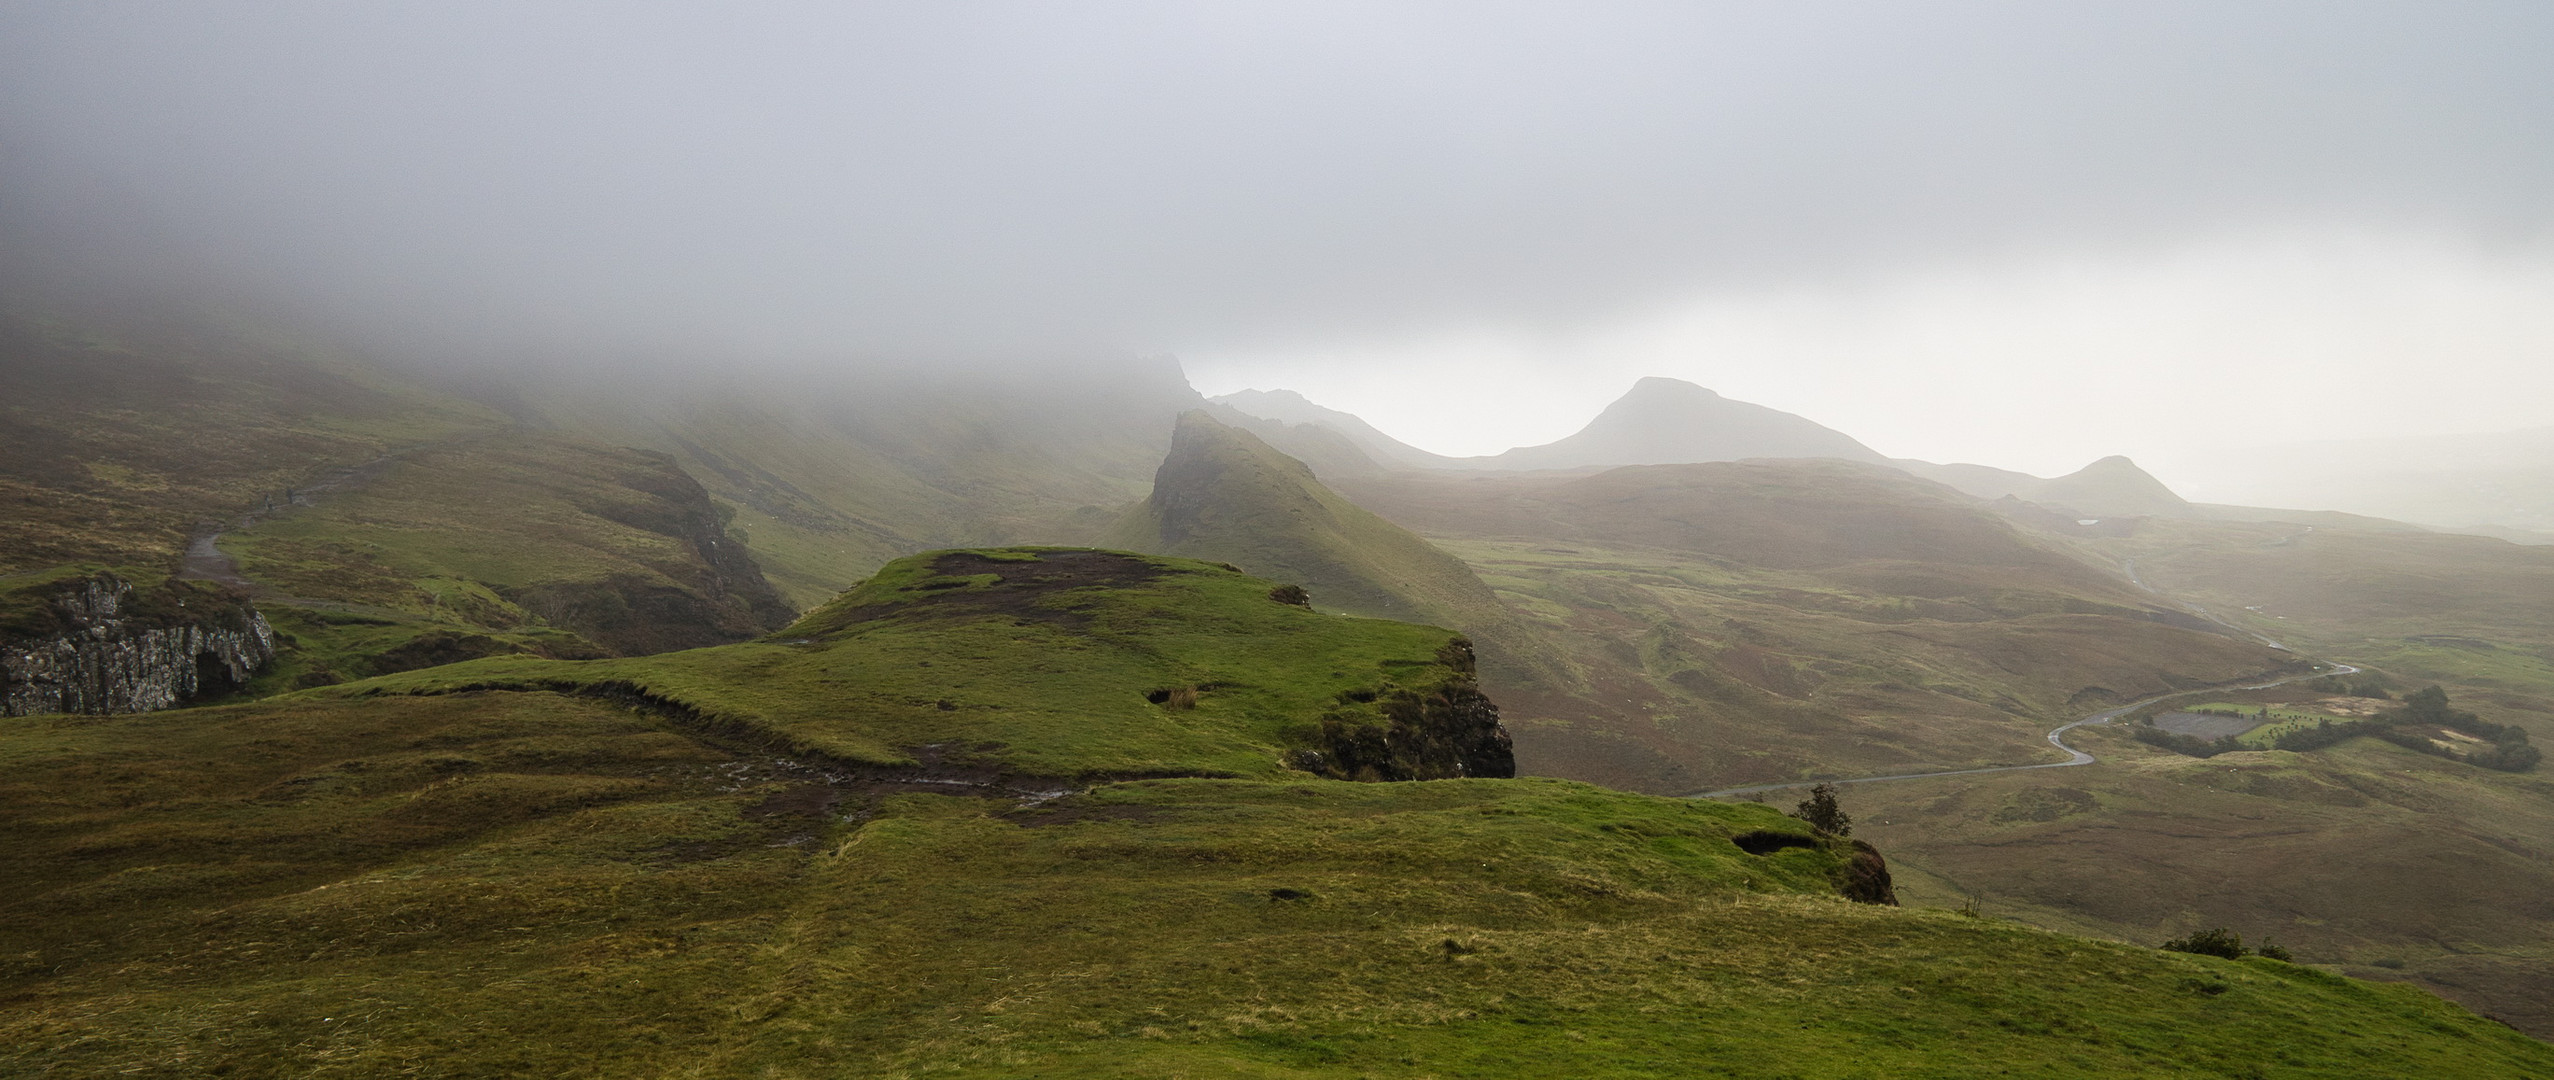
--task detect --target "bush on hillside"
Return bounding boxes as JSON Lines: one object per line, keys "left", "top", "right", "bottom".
{"left": 1268, "top": 584, "right": 1313, "bottom": 608}
{"left": 1790, "top": 783, "right": 1852, "bottom": 837}
{"left": 2161, "top": 928, "right": 2245, "bottom": 959}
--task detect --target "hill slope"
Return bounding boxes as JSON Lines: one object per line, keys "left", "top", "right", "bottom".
{"left": 364, "top": 546, "right": 1511, "bottom": 782}
{"left": 0, "top": 299, "right": 797, "bottom": 692}
{"left": 4, "top": 559, "right": 2544, "bottom": 1077}
{"left": 530, "top": 356, "right": 1206, "bottom": 609}
{"left": 1103, "top": 412, "right": 1526, "bottom": 639}
{"left": 1333, "top": 459, "right": 2295, "bottom": 792}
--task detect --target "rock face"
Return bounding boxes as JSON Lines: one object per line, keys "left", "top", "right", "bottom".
{"left": 1835, "top": 839, "right": 1900, "bottom": 906}
{"left": 2, "top": 574, "right": 275, "bottom": 715}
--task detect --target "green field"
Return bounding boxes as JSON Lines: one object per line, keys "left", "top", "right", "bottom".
{"left": 2174, "top": 703, "right": 2363, "bottom": 748}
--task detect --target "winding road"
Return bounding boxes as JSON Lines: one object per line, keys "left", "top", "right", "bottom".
{"left": 1692, "top": 662, "right": 2362, "bottom": 800}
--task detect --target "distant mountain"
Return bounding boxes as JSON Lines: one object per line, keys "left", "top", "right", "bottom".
{"left": 1898, "top": 454, "right": 2191, "bottom": 519}
{"left": 1207, "top": 388, "right": 1455, "bottom": 470}
{"left": 1462, "top": 377, "right": 1886, "bottom": 470}
{"left": 1214, "top": 378, "right": 1886, "bottom": 473}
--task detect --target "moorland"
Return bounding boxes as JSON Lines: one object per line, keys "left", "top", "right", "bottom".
{"left": 5, "top": 282, "right": 2552, "bottom": 1072}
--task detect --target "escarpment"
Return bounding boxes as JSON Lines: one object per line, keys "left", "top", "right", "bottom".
{"left": 2, "top": 573, "right": 275, "bottom": 715}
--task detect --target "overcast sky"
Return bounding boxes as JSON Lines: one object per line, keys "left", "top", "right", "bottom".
{"left": 4, "top": 2, "right": 2549, "bottom": 484}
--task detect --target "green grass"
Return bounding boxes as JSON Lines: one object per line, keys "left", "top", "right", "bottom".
{"left": 0, "top": 303, "right": 509, "bottom": 576}
{"left": 4, "top": 684, "right": 2544, "bottom": 1077}
{"left": 344, "top": 547, "right": 1483, "bottom": 779}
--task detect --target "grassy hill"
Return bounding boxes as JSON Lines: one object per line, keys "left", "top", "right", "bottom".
{"left": 528, "top": 357, "right": 1205, "bottom": 610}
{"left": 4, "top": 551, "right": 2544, "bottom": 1076}
{"left": 354, "top": 547, "right": 1508, "bottom": 782}
{"left": 1103, "top": 412, "right": 1519, "bottom": 630}
{"left": 0, "top": 301, "right": 508, "bottom": 575}
{"left": 0, "top": 300, "right": 800, "bottom": 689}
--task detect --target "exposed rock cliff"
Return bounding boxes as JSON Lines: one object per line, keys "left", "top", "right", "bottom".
{"left": 1, "top": 573, "right": 275, "bottom": 715}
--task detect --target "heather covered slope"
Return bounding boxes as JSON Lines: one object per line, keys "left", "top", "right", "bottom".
{"left": 1774, "top": 512, "right": 2554, "bottom": 1036}
{"left": 4, "top": 570, "right": 2544, "bottom": 1076}
{"left": 0, "top": 298, "right": 800, "bottom": 689}
{"left": 0, "top": 301, "right": 508, "bottom": 575}
{"left": 1334, "top": 459, "right": 2296, "bottom": 792}
{"left": 529, "top": 357, "right": 1206, "bottom": 609}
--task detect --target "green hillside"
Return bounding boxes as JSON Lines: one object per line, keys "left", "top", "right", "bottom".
{"left": 1102, "top": 412, "right": 1549, "bottom": 684}
{"left": 0, "top": 301, "right": 508, "bottom": 575}
{"left": 355, "top": 547, "right": 1510, "bottom": 782}
{"left": 0, "top": 301, "right": 800, "bottom": 687}
{"left": 5, "top": 554, "right": 2545, "bottom": 1076}
{"left": 528, "top": 358, "right": 1204, "bottom": 610}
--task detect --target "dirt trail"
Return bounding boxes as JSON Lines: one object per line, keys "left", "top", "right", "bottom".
{"left": 175, "top": 432, "right": 491, "bottom": 598}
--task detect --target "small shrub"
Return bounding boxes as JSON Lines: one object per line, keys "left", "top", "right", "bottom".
{"left": 1789, "top": 783, "right": 1852, "bottom": 837}
{"left": 2161, "top": 927, "right": 2245, "bottom": 959}
{"left": 2255, "top": 941, "right": 2294, "bottom": 962}
{"left": 1268, "top": 584, "right": 1312, "bottom": 608}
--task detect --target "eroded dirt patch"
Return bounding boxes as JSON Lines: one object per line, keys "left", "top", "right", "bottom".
{"left": 892, "top": 550, "right": 1174, "bottom": 628}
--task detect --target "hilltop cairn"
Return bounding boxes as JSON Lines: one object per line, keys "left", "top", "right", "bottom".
{"left": 2, "top": 574, "right": 275, "bottom": 715}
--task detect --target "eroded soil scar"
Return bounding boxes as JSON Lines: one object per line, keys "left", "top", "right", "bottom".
{"left": 897, "top": 550, "right": 1174, "bottom": 628}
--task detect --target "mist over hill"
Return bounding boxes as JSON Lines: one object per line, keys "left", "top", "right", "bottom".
{"left": 1900, "top": 454, "right": 2194, "bottom": 520}
{"left": 1216, "top": 377, "right": 1886, "bottom": 474}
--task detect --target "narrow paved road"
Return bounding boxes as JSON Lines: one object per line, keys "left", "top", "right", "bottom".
{"left": 1692, "top": 662, "right": 2360, "bottom": 799}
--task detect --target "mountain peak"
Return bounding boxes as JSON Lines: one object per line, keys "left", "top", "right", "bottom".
{"left": 1475, "top": 377, "right": 1883, "bottom": 470}
{"left": 1627, "top": 376, "right": 1721, "bottom": 398}
{"left": 2031, "top": 455, "right": 2190, "bottom": 517}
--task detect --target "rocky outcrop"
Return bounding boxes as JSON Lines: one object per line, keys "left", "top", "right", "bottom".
{"left": 1286, "top": 638, "right": 1518, "bottom": 782}
{"left": 1, "top": 574, "right": 275, "bottom": 715}
{"left": 1834, "top": 839, "right": 1900, "bottom": 906}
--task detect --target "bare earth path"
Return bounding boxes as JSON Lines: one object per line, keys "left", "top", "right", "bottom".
{"left": 176, "top": 432, "right": 493, "bottom": 617}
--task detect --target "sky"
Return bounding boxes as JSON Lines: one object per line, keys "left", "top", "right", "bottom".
{"left": 3, "top": 2, "right": 2550, "bottom": 486}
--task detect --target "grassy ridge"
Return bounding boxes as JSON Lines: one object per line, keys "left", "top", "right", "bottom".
{"left": 3, "top": 686, "right": 2542, "bottom": 1076}
{"left": 1103, "top": 412, "right": 1553, "bottom": 688}
{"left": 347, "top": 547, "right": 1483, "bottom": 780}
